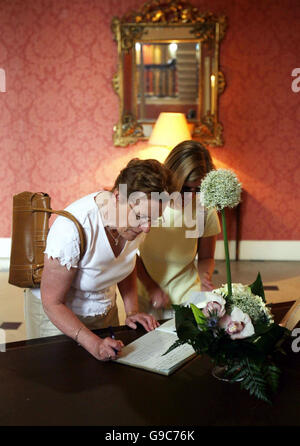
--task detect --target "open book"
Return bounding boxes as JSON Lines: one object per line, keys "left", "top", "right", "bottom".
{"left": 114, "top": 319, "right": 196, "bottom": 376}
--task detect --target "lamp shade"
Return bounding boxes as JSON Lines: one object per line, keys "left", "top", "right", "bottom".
{"left": 149, "top": 112, "right": 191, "bottom": 148}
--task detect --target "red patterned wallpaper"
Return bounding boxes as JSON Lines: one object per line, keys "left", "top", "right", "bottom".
{"left": 0, "top": 0, "right": 299, "bottom": 240}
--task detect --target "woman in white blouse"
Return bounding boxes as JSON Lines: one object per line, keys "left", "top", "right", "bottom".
{"left": 25, "top": 159, "right": 173, "bottom": 361}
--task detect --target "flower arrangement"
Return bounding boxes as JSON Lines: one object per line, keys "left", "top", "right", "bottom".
{"left": 166, "top": 169, "right": 289, "bottom": 403}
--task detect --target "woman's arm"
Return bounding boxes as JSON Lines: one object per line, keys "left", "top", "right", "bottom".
{"left": 136, "top": 255, "right": 170, "bottom": 309}
{"left": 41, "top": 256, "right": 123, "bottom": 360}
{"left": 197, "top": 236, "right": 217, "bottom": 291}
{"left": 118, "top": 265, "right": 159, "bottom": 331}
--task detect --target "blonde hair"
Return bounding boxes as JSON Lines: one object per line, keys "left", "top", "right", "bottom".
{"left": 164, "top": 140, "right": 215, "bottom": 190}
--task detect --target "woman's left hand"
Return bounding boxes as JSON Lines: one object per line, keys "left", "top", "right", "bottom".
{"left": 200, "top": 272, "right": 214, "bottom": 291}
{"left": 125, "top": 312, "right": 159, "bottom": 332}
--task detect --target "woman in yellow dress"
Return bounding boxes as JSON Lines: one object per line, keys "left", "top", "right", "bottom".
{"left": 137, "top": 140, "right": 221, "bottom": 318}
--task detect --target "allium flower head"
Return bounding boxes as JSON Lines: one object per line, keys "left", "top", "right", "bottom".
{"left": 200, "top": 169, "right": 242, "bottom": 210}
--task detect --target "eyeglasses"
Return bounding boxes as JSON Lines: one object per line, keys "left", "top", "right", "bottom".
{"left": 180, "top": 185, "right": 201, "bottom": 194}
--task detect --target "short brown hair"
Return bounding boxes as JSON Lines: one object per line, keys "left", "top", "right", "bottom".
{"left": 113, "top": 158, "right": 175, "bottom": 197}
{"left": 164, "top": 140, "right": 215, "bottom": 190}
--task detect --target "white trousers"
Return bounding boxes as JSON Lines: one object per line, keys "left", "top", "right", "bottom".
{"left": 24, "top": 288, "right": 119, "bottom": 340}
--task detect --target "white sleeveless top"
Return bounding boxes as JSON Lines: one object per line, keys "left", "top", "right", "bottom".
{"left": 31, "top": 192, "right": 144, "bottom": 317}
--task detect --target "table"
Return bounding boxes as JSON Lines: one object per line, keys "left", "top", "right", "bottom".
{"left": 0, "top": 302, "right": 299, "bottom": 426}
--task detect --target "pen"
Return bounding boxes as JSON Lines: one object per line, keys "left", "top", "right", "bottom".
{"left": 108, "top": 326, "right": 119, "bottom": 354}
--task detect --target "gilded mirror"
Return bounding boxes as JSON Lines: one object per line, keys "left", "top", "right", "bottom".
{"left": 111, "top": 0, "right": 227, "bottom": 147}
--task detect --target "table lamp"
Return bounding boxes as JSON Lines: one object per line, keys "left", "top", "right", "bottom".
{"left": 144, "top": 112, "right": 191, "bottom": 162}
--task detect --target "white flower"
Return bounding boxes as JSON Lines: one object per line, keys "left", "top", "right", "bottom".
{"left": 219, "top": 306, "right": 255, "bottom": 340}
{"left": 213, "top": 283, "right": 273, "bottom": 325}
{"left": 232, "top": 283, "right": 252, "bottom": 295}
{"left": 200, "top": 169, "right": 242, "bottom": 210}
{"left": 214, "top": 283, "right": 251, "bottom": 297}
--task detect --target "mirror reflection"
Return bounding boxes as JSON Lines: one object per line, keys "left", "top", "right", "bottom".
{"left": 112, "top": 0, "right": 227, "bottom": 147}
{"left": 136, "top": 42, "right": 200, "bottom": 122}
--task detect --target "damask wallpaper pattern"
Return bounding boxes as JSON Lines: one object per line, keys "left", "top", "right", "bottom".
{"left": 0, "top": 0, "right": 299, "bottom": 240}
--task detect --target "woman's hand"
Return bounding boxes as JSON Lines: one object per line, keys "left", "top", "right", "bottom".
{"left": 136, "top": 255, "right": 170, "bottom": 309}
{"left": 125, "top": 312, "right": 159, "bottom": 332}
{"left": 197, "top": 236, "right": 217, "bottom": 291}
{"left": 88, "top": 336, "right": 124, "bottom": 361}
{"left": 200, "top": 272, "right": 214, "bottom": 291}
{"left": 148, "top": 284, "right": 170, "bottom": 309}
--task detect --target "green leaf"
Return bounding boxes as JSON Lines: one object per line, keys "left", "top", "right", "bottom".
{"left": 172, "top": 304, "right": 200, "bottom": 342}
{"left": 239, "top": 358, "right": 272, "bottom": 404}
{"left": 190, "top": 303, "right": 206, "bottom": 326}
{"left": 191, "top": 331, "right": 214, "bottom": 354}
{"left": 162, "top": 339, "right": 186, "bottom": 356}
{"left": 177, "top": 320, "right": 199, "bottom": 342}
{"left": 249, "top": 272, "right": 266, "bottom": 302}
{"left": 253, "top": 323, "right": 288, "bottom": 354}
{"left": 252, "top": 321, "right": 274, "bottom": 337}
{"left": 172, "top": 304, "right": 195, "bottom": 329}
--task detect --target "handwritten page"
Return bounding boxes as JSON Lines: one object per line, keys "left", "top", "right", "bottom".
{"left": 115, "top": 322, "right": 195, "bottom": 375}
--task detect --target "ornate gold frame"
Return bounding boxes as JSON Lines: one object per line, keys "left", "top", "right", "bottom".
{"left": 111, "top": 0, "right": 227, "bottom": 147}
